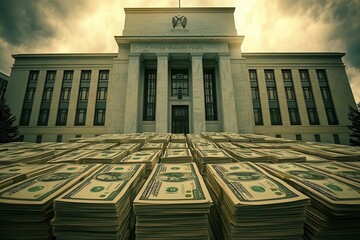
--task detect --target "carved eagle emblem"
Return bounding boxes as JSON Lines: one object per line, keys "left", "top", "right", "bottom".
{"left": 172, "top": 15, "right": 187, "bottom": 28}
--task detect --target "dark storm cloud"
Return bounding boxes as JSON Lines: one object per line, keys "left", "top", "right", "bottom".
{"left": 0, "top": 0, "right": 88, "bottom": 47}
{"left": 275, "top": 0, "right": 360, "bottom": 68}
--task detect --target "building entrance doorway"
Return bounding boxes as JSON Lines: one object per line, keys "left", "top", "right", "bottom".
{"left": 171, "top": 105, "right": 189, "bottom": 134}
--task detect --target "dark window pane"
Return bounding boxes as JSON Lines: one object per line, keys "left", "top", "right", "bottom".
{"left": 204, "top": 69, "right": 218, "bottom": 120}
{"left": 143, "top": 70, "right": 156, "bottom": 121}
{"left": 75, "top": 109, "right": 86, "bottom": 125}
{"left": 38, "top": 109, "right": 49, "bottom": 126}
{"left": 270, "top": 108, "right": 282, "bottom": 125}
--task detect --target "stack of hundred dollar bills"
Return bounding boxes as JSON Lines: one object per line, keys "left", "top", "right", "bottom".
{"left": 133, "top": 163, "right": 213, "bottom": 239}
{"left": 194, "top": 148, "right": 233, "bottom": 175}
{"left": 161, "top": 148, "right": 193, "bottom": 163}
{"left": 120, "top": 150, "right": 161, "bottom": 177}
{"left": 80, "top": 150, "right": 128, "bottom": 164}
{"left": 52, "top": 164, "right": 146, "bottom": 240}
{"left": 260, "top": 163, "right": 360, "bottom": 240}
{"left": 0, "top": 164, "right": 100, "bottom": 239}
{"left": 206, "top": 162, "right": 310, "bottom": 240}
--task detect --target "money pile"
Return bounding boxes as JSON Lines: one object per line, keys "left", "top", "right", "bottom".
{"left": 255, "top": 143, "right": 291, "bottom": 149}
{"left": 239, "top": 134, "right": 266, "bottom": 142}
{"left": 161, "top": 149, "right": 193, "bottom": 163}
{"left": 52, "top": 164, "right": 145, "bottom": 240}
{"left": 166, "top": 142, "right": 188, "bottom": 149}
{"left": 128, "top": 135, "right": 152, "bottom": 144}
{"left": 47, "top": 149, "right": 95, "bottom": 164}
{"left": 216, "top": 142, "right": 239, "bottom": 150}
{"left": 120, "top": 150, "right": 161, "bottom": 177}
{"left": 0, "top": 163, "right": 62, "bottom": 189}
{"left": 102, "top": 134, "right": 132, "bottom": 144}
{"left": 233, "top": 142, "right": 262, "bottom": 149}
{"left": 225, "top": 148, "right": 269, "bottom": 163}
{"left": 133, "top": 163, "right": 212, "bottom": 239}
{"left": 290, "top": 144, "right": 355, "bottom": 161}
{"left": 141, "top": 142, "right": 165, "bottom": 152}
{"left": 55, "top": 142, "right": 91, "bottom": 150}
{"left": 0, "top": 164, "right": 100, "bottom": 239}
{"left": 260, "top": 163, "right": 360, "bottom": 240}
{"left": 253, "top": 149, "right": 306, "bottom": 163}
{"left": 111, "top": 143, "right": 142, "bottom": 154}
{"left": 302, "top": 161, "right": 360, "bottom": 183}
{"left": 0, "top": 149, "right": 55, "bottom": 165}
{"left": 223, "top": 133, "right": 249, "bottom": 142}
{"left": 170, "top": 134, "right": 187, "bottom": 143}
{"left": 194, "top": 148, "right": 233, "bottom": 175}
{"left": 148, "top": 134, "right": 171, "bottom": 143}
{"left": 206, "top": 162, "right": 309, "bottom": 240}
{"left": 81, "top": 150, "right": 128, "bottom": 164}
{"left": 82, "top": 143, "right": 118, "bottom": 150}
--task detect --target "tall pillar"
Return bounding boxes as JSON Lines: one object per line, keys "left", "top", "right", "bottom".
{"left": 218, "top": 53, "right": 238, "bottom": 132}
{"left": 155, "top": 53, "right": 169, "bottom": 133}
{"left": 124, "top": 53, "right": 141, "bottom": 133}
{"left": 191, "top": 53, "right": 206, "bottom": 133}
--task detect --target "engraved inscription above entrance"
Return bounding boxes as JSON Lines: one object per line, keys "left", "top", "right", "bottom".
{"left": 131, "top": 43, "right": 228, "bottom": 54}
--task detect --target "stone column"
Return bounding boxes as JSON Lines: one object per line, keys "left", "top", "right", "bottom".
{"left": 218, "top": 53, "right": 238, "bottom": 132}
{"left": 191, "top": 53, "right": 206, "bottom": 133}
{"left": 155, "top": 53, "right": 169, "bottom": 133}
{"left": 124, "top": 53, "right": 141, "bottom": 133}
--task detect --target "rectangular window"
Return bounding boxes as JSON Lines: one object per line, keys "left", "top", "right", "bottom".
{"left": 171, "top": 69, "right": 189, "bottom": 96}
{"left": 275, "top": 134, "right": 281, "bottom": 138}
{"left": 94, "top": 108, "right": 106, "bottom": 126}
{"left": 264, "top": 70, "right": 275, "bottom": 81}
{"left": 267, "top": 87, "right": 278, "bottom": 100}
{"left": 20, "top": 109, "right": 31, "bottom": 126}
{"left": 36, "top": 135, "right": 42, "bottom": 143}
{"left": 56, "top": 135, "right": 63, "bottom": 142}
{"left": 99, "top": 70, "right": 109, "bottom": 81}
{"left": 25, "top": 88, "right": 36, "bottom": 101}
{"left": 19, "top": 135, "right": 24, "bottom": 142}
{"left": 60, "top": 87, "right": 71, "bottom": 101}
{"left": 296, "top": 134, "right": 302, "bottom": 141}
{"left": 285, "top": 87, "right": 295, "bottom": 100}
{"left": 143, "top": 70, "right": 156, "bottom": 121}
{"left": 81, "top": 70, "right": 91, "bottom": 81}
{"left": 42, "top": 88, "right": 53, "bottom": 101}
{"left": 249, "top": 70, "right": 258, "bottom": 81}
{"left": 63, "top": 70, "right": 73, "bottom": 81}
{"left": 38, "top": 109, "right": 49, "bottom": 126}
{"left": 307, "top": 108, "right": 319, "bottom": 125}
{"left": 316, "top": 69, "right": 326, "bottom": 81}
{"left": 314, "top": 134, "right": 321, "bottom": 142}
{"left": 299, "top": 70, "right": 309, "bottom": 81}
{"left": 289, "top": 108, "right": 301, "bottom": 125}
{"left": 46, "top": 71, "right": 56, "bottom": 81}
{"left": 303, "top": 87, "right": 313, "bottom": 100}
{"left": 251, "top": 87, "right": 260, "bottom": 100}
{"left": 321, "top": 87, "right": 331, "bottom": 100}
{"left": 282, "top": 70, "right": 292, "bottom": 81}
{"left": 75, "top": 109, "right": 86, "bottom": 126}
{"left": 29, "top": 71, "right": 39, "bottom": 82}
{"left": 333, "top": 134, "right": 340, "bottom": 144}
{"left": 270, "top": 108, "right": 282, "bottom": 125}
{"left": 326, "top": 108, "right": 338, "bottom": 125}
{"left": 76, "top": 134, "right": 81, "bottom": 138}
{"left": 56, "top": 108, "right": 68, "bottom": 126}
{"left": 204, "top": 69, "right": 218, "bottom": 121}
{"left": 253, "top": 108, "right": 263, "bottom": 125}
{"left": 78, "top": 87, "right": 89, "bottom": 100}
{"left": 97, "top": 87, "right": 107, "bottom": 100}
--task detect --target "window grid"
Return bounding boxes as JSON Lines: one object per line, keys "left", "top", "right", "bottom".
{"left": 171, "top": 70, "right": 189, "bottom": 96}
{"left": 143, "top": 70, "right": 156, "bottom": 121}
{"left": 75, "top": 109, "right": 86, "bottom": 126}
{"left": 94, "top": 109, "right": 106, "bottom": 126}
{"left": 204, "top": 69, "right": 218, "bottom": 121}
{"left": 38, "top": 109, "right": 50, "bottom": 126}
{"left": 56, "top": 109, "right": 68, "bottom": 126}
{"left": 249, "top": 70, "right": 263, "bottom": 125}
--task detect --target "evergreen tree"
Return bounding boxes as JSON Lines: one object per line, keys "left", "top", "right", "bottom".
{"left": 348, "top": 105, "right": 360, "bottom": 146}
{"left": 0, "top": 98, "right": 19, "bottom": 143}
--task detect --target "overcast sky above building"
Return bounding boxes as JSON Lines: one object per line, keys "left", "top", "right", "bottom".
{"left": 0, "top": 0, "right": 359, "bottom": 102}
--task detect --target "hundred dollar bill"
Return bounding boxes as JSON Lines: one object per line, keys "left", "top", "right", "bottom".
{"left": 141, "top": 142, "right": 165, "bottom": 151}
{"left": 134, "top": 162, "right": 212, "bottom": 205}
{"left": 82, "top": 143, "right": 118, "bottom": 150}
{"left": 0, "top": 163, "right": 63, "bottom": 189}
{"left": 47, "top": 149, "right": 95, "bottom": 163}
{"left": 222, "top": 133, "right": 249, "bottom": 142}
{"left": 207, "top": 162, "right": 309, "bottom": 206}
{"left": 121, "top": 150, "right": 161, "bottom": 165}
{"left": 0, "top": 149, "right": 55, "bottom": 165}
{"left": 170, "top": 134, "right": 187, "bottom": 143}
{"left": 0, "top": 164, "right": 101, "bottom": 205}
{"left": 216, "top": 142, "right": 239, "bottom": 150}
{"left": 253, "top": 149, "right": 306, "bottom": 163}
{"left": 302, "top": 162, "right": 360, "bottom": 183}
{"left": 54, "top": 164, "right": 145, "bottom": 205}
{"left": 224, "top": 148, "right": 268, "bottom": 163}
{"left": 111, "top": 143, "right": 142, "bottom": 154}
{"left": 148, "top": 134, "right": 171, "bottom": 143}
{"left": 260, "top": 163, "right": 360, "bottom": 206}
{"left": 166, "top": 142, "right": 189, "bottom": 149}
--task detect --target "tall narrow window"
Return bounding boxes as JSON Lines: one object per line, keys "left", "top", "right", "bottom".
{"left": 171, "top": 69, "right": 189, "bottom": 96}
{"left": 143, "top": 70, "right": 156, "bottom": 121}
{"left": 42, "top": 88, "right": 53, "bottom": 101}
{"left": 78, "top": 87, "right": 89, "bottom": 100}
{"left": 38, "top": 109, "right": 49, "bottom": 126}
{"left": 63, "top": 70, "right": 73, "bottom": 81}
{"left": 20, "top": 109, "right": 31, "bottom": 126}
{"left": 60, "top": 88, "right": 71, "bottom": 101}
{"left": 204, "top": 69, "right": 218, "bottom": 121}
{"left": 249, "top": 70, "right": 263, "bottom": 125}
{"left": 94, "top": 109, "right": 106, "bottom": 126}
{"left": 20, "top": 70, "right": 39, "bottom": 126}
{"left": 25, "top": 88, "right": 36, "bottom": 101}
{"left": 253, "top": 108, "right": 263, "bottom": 125}
{"left": 285, "top": 87, "right": 295, "bottom": 100}
{"left": 56, "top": 108, "right": 68, "bottom": 126}
{"left": 267, "top": 87, "right": 277, "bottom": 100}
{"left": 75, "top": 109, "right": 86, "bottom": 126}
{"left": 97, "top": 87, "right": 107, "bottom": 100}
{"left": 288, "top": 108, "right": 301, "bottom": 125}
{"left": 81, "top": 70, "right": 91, "bottom": 80}
{"left": 270, "top": 108, "right": 282, "bottom": 125}
{"left": 307, "top": 108, "right": 319, "bottom": 125}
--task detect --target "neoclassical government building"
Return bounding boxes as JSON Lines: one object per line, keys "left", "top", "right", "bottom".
{"left": 6, "top": 7, "right": 356, "bottom": 144}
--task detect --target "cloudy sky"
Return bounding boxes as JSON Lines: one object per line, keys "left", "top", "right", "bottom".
{"left": 0, "top": 0, "right": 359, "bottom": 102}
